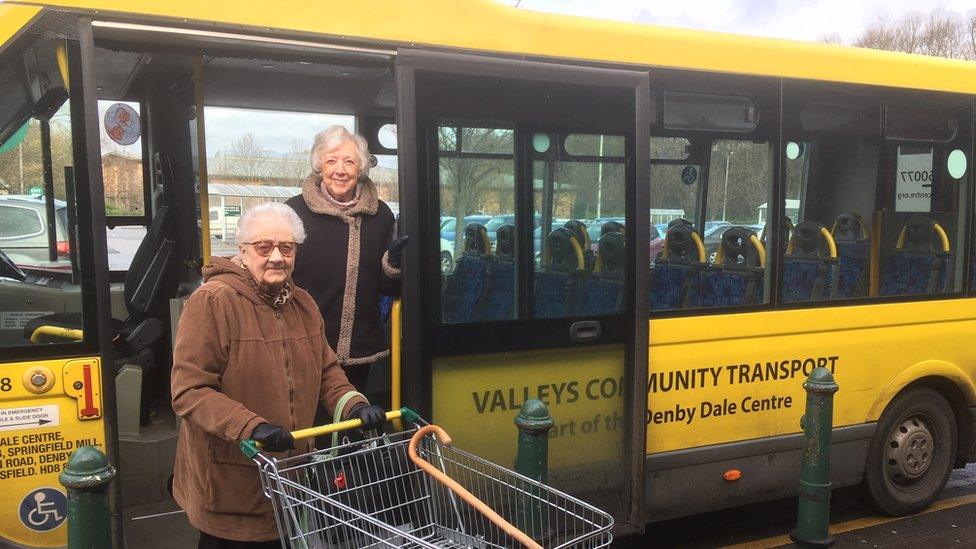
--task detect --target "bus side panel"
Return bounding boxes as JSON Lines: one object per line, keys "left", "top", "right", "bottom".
{"left": 645, "top": 299, "right": 976, "bottom": 454}
{"left": 0, "top": 358, "right": 106, "bottom": 548}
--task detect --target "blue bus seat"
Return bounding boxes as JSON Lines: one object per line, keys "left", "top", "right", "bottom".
{"left": 880, "top": 218, "right": 951, "bottom": 296}
{"left": 578, "top": 231, "right": 626, "bottom": 315}
{"left": 781, "top": 221, "right": 838, "bottom": 303}
{"left": 830, "top": 213, "right": 871, "bottom": 298}
{"left": 601, "top": 220, "right": 625, "bottom": 237}
{"left": 441, "top": 222, "right": 492, "bottom": 323}
{"left": 699, "top": 227, "right": 764, "bottom": 307}
{"left": 479, "top": 223, "right": 516, "bottom": 321}
{"left": 649, "top": 220, "right": 705, "bottom": 311}
{"left": 534, "top": 228, "right": 584, "bottom": 318}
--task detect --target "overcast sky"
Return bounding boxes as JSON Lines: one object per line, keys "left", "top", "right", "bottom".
{"left": 510, "top": 0, "right": 976, "bottom": 43}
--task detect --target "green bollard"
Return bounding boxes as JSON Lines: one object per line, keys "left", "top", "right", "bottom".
{"left": 59, "top": 446, "right": 117, "bottom": 549}
{"left": 514, "top": 399, "right": 554, "bottom": 539}
{"left": 790, "top": 367, "right": 839, "bottom": 548}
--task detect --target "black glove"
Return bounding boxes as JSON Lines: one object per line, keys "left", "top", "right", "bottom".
{"left": 250, "top": 423, "right": 293, "bottom": 452}
{"left": 386, "top": 235, "right": 408, "bottom": 269}
{"left": 347, "top": 404, "right": 386, "bottom": 431}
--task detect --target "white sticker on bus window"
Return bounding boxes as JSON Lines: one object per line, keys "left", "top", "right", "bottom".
{"left": 1, "top": 312, "right": 55, "bottom": 331}
{"left": 895, "top": 148, "right": 933, "bottom": 212}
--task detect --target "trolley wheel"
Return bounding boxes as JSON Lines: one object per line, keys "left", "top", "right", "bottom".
{"left": 856, "top": 387, "right": 956, "bottom": 516}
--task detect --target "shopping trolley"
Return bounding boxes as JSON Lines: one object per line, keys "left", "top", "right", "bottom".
{"left": 240, "top": 407, "right": 613, "bottom": 549}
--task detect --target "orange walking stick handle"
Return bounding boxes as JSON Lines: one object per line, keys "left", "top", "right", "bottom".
{"left": 408, "top": 425, "right": 543, "bottom": 549}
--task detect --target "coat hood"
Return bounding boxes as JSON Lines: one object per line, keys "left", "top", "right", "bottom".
{"left": 202, "top": 256, "right": 266, "bottom": 306}
{"left": 301, "top": 173, "right": 379, "bottom": 220}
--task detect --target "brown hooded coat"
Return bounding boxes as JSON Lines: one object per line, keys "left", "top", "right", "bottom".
{"left": 171, "top": 256, "right": 366, "bottom": 541}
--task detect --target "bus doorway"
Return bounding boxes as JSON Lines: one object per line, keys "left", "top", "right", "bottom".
{"left": 396, "top": 50, "right": 650, "bottom": 531}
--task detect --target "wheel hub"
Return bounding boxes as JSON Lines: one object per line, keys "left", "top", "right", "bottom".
{"left": 885, "top": 416, "right": 934, "bottom": 482}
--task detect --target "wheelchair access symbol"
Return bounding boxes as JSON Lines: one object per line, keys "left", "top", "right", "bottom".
{"left": 19, "top": 488, "right": 67, "bottom": 532}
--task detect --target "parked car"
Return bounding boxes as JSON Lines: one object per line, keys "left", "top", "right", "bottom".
{"left": 440, "top": 215, "right": 492, "bottom": 243}
{"left": 0, "top": 195, "right": 69, "bottom": 266}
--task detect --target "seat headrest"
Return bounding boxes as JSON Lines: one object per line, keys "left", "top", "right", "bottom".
{"left": 787, "top": 221, "right": 837, "bottom": 259}
{"left": 564, "top": 220, "right": 590, "bottom": 249}
{"left": 546, "top": 228, "right": 583, "bottom": 273}
{"left": 495, "top": 224, "right": 515, "bottom": 261}
{"left": 897, "top": 218, "right": 950, "bottom": 253}
{"left": 597, "top": 232, "right": 626, "bottom": 278}
{"left": 831, "top": 213, "right": 869, "bottom": 243}
{"left": 463, "top": 222, "right": 491, "bottom": 256}
{"left": 717, "top": 227, "right": 764, "bottom": 269}
{"left": 663, "top": 222, "right": 705, "bottom": 264}
{"left": 601, "top": 220, "right": 625, "bottom": 237}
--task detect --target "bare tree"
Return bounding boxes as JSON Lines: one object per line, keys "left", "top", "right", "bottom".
{"left": 438, "top": 127, "right": 514, "bottom": 250}
{"left": 965, "top": 10, "right": 976, "bottom": 59}
{"left": 213, "top": 132, "right": 274, "bottom": 184}
{"left": 852, "top": 9, "right": 971, "bottom": 59}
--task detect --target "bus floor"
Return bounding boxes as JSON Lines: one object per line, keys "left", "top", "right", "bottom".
{"left": 124, "top": 498, "right": 197, "bottom": 548}
{"left": 611, "top": 463, "right": 976, "bottom": 548}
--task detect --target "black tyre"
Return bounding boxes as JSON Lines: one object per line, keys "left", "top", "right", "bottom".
{"left": 440, "top": 251, "right": 454, "bottom": 274}
{"left": 856, "top": 387, "right": 956, "bottom": 516}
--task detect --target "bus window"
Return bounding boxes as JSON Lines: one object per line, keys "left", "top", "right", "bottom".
{"left": 203, "top": 106, "right": 354, "bottom": 256}
{"left": 99, "top": 100, "right": 148, "bottom": 272}
{"left": 781, "top": 88, "right": 970, "bottom": 304}
{"left": 532, "top": 132, "right": 627, "bottom": 319}
{"left": 437, "top": 124, "right": 516, "bottom": 324}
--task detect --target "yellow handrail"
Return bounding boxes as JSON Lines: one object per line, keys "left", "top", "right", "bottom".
{"left": 30, "top": 325, "right": 83, "bottom": 343}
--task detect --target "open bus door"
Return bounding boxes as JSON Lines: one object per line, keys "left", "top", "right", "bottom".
{"left": 0, "top": 13, "right": 119, "bottom": 548}
{"left": 396, "top": 50, "right": 650, "bottom": 533}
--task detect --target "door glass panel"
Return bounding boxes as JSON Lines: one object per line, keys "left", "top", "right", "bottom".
{"left": 0, "top": 33, "right": 83, "bottom": 349}
{"left": 437, "top": 123, "right": 516, "bottom": 324}
{"left": 532, "top": 132, "right": 627, "bottom": 318}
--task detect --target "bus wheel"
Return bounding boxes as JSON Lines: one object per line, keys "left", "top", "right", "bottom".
{"left": 857, "top": 387, "right": 956, "bottom": 516}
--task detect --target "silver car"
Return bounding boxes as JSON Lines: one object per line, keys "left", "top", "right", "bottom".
{"left": 0, "top": 195, "right": 69, "bottom": 265}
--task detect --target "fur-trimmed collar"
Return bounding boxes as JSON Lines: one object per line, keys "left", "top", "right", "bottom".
{"left": 301, "top": 173, "right": 379, "bottom": 219}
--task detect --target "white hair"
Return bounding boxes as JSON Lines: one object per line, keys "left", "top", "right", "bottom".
{"left": 236, "top": 202, "right": 307, "bottom": 244}
{"left": 309, "top": 125, "right": 371, "bottom": 179}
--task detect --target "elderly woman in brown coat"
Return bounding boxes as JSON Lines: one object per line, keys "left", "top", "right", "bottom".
{"left": 171, "top": 202, "right": 386, "bottom": 548}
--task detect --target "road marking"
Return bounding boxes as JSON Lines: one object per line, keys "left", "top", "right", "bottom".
{"left": 0, "top": 405, "right": 59, "bottom": 432}
{"left": 723, "top": 493, "right": 976, "bottom": 549}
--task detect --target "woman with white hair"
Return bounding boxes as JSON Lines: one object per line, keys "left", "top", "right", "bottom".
{"left": 170, "top": 202, "right": 386, "bottom": 548}
{"left": 286, "top": 125, "right": 405, "bottom": 391}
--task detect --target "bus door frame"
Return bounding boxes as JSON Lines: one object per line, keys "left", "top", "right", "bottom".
{"left": 72, "top": 17, "right": 123, "bottom": 547}
{"left": 395, "top": 49, "right": 651, "bottom": 532}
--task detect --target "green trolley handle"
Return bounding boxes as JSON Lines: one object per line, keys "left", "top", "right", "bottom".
{"left": 240, "top": 407, "right": 421, "bottom": 458}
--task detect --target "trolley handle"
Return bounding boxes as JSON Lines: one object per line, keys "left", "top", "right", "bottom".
{"left": 240, "top": 406, "right": 420, "bottom": 458}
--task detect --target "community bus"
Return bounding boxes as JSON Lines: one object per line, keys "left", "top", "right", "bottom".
{"left": 0, "top": 0, "right": 974, "bottom": 546}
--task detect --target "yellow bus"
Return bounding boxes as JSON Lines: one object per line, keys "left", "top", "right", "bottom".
{"left": 0, "top": 0, "right": 974, "bottom": 546}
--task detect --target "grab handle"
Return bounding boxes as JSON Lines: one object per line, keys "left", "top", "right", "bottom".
{"left": 240, "top": 407, "right": 420, "bottom": 458}
{"left": 408, "top": 425, "right": 543, "bottom": 549}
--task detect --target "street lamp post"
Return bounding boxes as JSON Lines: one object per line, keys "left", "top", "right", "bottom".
{"left": 722, "top": 150, "right": 734, "bottom": 222}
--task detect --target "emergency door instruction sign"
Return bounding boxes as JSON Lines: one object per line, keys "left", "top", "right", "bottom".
{"left": 0, "top": 405, "right": 59, "bottom": 432}
{"left": 895, "top": 147, "right": 934, "bottom": 212}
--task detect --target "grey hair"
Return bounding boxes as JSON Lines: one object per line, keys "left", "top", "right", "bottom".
{"left": 309, "top": 125, "right": 370, "bottom": 179}
{"left": 236, "top": 202, "right": 307, "bottom": 244}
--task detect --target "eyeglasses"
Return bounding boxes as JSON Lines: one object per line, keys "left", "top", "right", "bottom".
{"left": 244, "top": 240, "right": 297, "bottom": 257}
